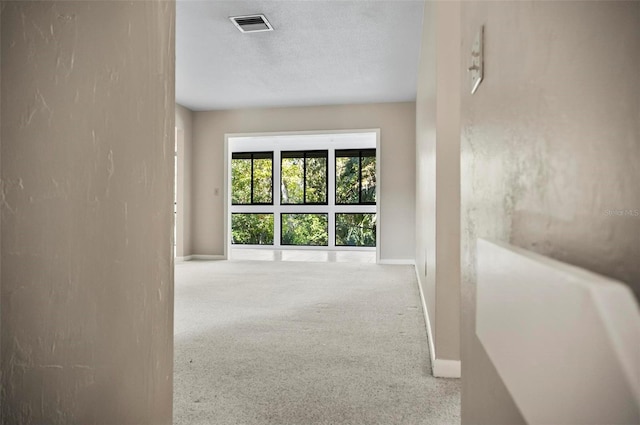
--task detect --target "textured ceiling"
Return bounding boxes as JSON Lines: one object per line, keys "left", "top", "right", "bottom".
{"left": 176, "top": 0, "right": 425, "bottom": 111}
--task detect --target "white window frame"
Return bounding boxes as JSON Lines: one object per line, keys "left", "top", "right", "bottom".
{"left": 224, "top": 130, "right": 380, "bottom": 261}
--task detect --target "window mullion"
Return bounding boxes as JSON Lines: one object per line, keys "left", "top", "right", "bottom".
{"left": 328, "top": 147, "right": 336, "bottom": 248}
{"left": 250, "top": 154, "right": 254, "bottom": 204}
{"left": 358, "top": 151, "right": 363, "bottom": 204}
{"left": 303, "top": 153, "right": 307, "bottom": 204}
{"left": 273, "top": 149, "right": 281, "bottom": 249}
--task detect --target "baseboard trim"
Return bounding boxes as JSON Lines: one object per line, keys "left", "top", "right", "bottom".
{"left": 413, "top": 264, "right": 437, "bottom": 375}
{"left": 186, "top": 255, "right": 226, "bottom": 261}
{"left": 433, "top": 359, "right": 461, "bottom": 378}
{"left": 413, "top": 264, "right": 461, "bottom": 379}
{"left": 175, "top": 255, "right": 193, "bottom": 262}
{"left": 378, "top": 259, "right": 415, "bottom": 265}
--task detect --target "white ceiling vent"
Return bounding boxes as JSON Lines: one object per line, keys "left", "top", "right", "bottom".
{"left": 229, "top": 14, "right": 274, "bottom": 33}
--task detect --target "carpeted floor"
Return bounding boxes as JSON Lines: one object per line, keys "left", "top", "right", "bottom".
{"left": 174, "top": 260, "right": 460, "bottom": 425}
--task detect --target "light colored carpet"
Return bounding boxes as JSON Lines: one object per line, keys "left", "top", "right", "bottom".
{"left": 174, "top": 260, "right": 460, "bottom": 425}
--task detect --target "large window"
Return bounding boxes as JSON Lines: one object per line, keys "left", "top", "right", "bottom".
{"left": 335, "top": 149, "right": 376, "bottom": 205}
{"left": 230, "top": 139, "right": 376, "bottom": 249}
{"left": 231, "top": 152, "right": 273, "bottom": 205}
{"left": 281, "top": 150, "right": 328, "bottom": 205}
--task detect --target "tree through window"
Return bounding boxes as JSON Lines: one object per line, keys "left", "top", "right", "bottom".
{"left": 335, "top": 149, "right": 376, "bottom": 205}
{"left": 231, "top": 213, "right": 274, "bottom": 245}
{"left": 281, "top": 151, "right": 328, "bottom": 205}
{"left": 336, "top": 213, "right": 376, "bottom": 247}
{"left": 231, "top": 152, "right": 273, "bottom": 205}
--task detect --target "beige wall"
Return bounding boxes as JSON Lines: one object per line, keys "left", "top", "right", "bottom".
{"left": 415, "top": 0, "right": 461, "bottom": 366}
{"left": 1, "top": 2, "right": 175, "bottom": 423}
{"left": 192, "top": 102, "right": 416, "bottom": 260}
{"left": 175, "top": 104, "right": 194, "bottom": 257}
{"left": 460, "top": 1, "right": 640, "bottom": 423}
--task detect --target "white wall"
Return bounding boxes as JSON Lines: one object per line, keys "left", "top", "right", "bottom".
{"left": 415, "top": 0, "right": 461, "bottom": 372}
{"left": 192, "top": 102, "right": 416, "bottom": 261}
{"left": 175, "top": 104, "right": 193, "bottom": 257}
{"left": 460, "top": 1, "right": 640, "bottom": 423}
{"left": 1, "top": 2, "right": 175, "bottom": 423}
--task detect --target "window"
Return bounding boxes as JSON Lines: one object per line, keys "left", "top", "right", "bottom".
{"left": 335, "top": 213, "right": 376, "bottom": 247}
{"left": 231, "top": 152, "right": 273, "bottom": 205}
{"left": 231, "top": 213, "right": 274, "bottom": 245}
{"left": 335, "top": 149, "right": 376, "bottom": 205}
{"left": 281, "top": 150, "right": 328, "bottom": 205}
{"left": 281, "top": 213, "right": 328, "bottom": 246}
{"left": 229, "top": 134, "right": 377, "bottom": 250}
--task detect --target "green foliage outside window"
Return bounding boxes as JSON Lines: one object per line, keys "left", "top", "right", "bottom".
{"left": 253, "top": 158, "right": 273, "bottom": 203}
{"left": 231, "top": 214, "right": 274, "bottom": 245}
{"left": 336, "top": 156, "right": 359, "bottom": 204}
{"left": 231, "top": 158, "right": 251, "bottom": 204}
{"left": 281, "top": 213, "right": 328, "bottom": 246}
{"left": 281, "top": 158, "right": 304, "bottom": 204}
{"left": 231, "top": 153, "right": 273, "bottom": 204}
{"left": 336, "top": 213, "right": 376, "bottom": 247}
{"left": 281, "top": 151, "right": 327, "bottom": 204}
{"left": 360, "top": 155, "right": 376, "bottom": 203}
{"left": 336, "top": 150, "right": 376, "bottom": 204}
{"left": 305, "top": 156, "right": 327, "bottom": 203}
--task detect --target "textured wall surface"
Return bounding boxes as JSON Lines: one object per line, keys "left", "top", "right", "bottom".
{"left": 415, "top": 1, "right": 461, "bottom": 363}
{"left": 192, "top": 102, "right": 416, "bottom": 261}
{"left": 1, "top": 2, "right": 175, "bottom": 423}
{"left": 460, "top": 1, "right": 640, "bottom": 423}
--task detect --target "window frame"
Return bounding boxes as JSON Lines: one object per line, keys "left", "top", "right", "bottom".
{"left": 335, "top": 149, "right": 377, "bottom": 206}
{"left": 228, "top": 133, "right": 378, "bottom": 252}
{"left": 231, "top": 151, "right": 274, "bottom": 205}
{"left": 280, "top": 150, "right": 329, "bottom": 206}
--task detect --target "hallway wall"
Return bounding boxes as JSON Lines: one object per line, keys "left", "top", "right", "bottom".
{"left": 415, "top": 0, "right": 462, "bottom": 372}
{"left": 175, "top": 104, "right": 194, "bottom": 257}
{"left": 460, "top": 1, "right": 640, "bottom": 423}
{"left": 1, "top": 2, "right": 175, "bottom": 423}
{"left": 191, "top": 102, "right": 416, "bottom": 261}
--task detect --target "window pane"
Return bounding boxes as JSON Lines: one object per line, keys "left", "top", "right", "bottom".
{"left": 336, "top": 156, "right": 359, "bottom": 204}
{"left": 336, "top": 213, "right": 376, "bottom": 247}
{"left": 281, "top": 213, "right": 328, "bottom": 246}
{"left": 231, "top": 214, "right": 274, "bottom": 245}
{"left": 281, "top": 157, "right": 304, "bottom": 204}
{"left": 253, "top": 157, "right": 273, "bottom": 203}
{"left": 305, "top": 155, "right": 327, "bottom": 203}
{"left": 360, "top": 155, "right": 376, "bottom": 203}
{"left": 231, "top": 158, "right": 251, "bottom": 204}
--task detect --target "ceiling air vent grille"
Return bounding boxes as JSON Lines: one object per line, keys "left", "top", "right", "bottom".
{"left": 230, "top": 14, "right": 274, "bottom": 33}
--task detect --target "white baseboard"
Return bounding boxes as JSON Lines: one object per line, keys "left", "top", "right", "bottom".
{"left": 433, "top": 359, "right": 461, "bottom": 378}
{"left": 413, "top": 263, "right": 461, "bottom": 379}
{"left": 175, "top": 255, "right": 193, "bottom": 262}
{"left": 378, "top": 259, "right": 415, "bottom": 265}
{"left": 413, "top": 264, "right": 437, "bottom": 373}
{"left": 183, "top": 255, "right": 226, "bottom": 261}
